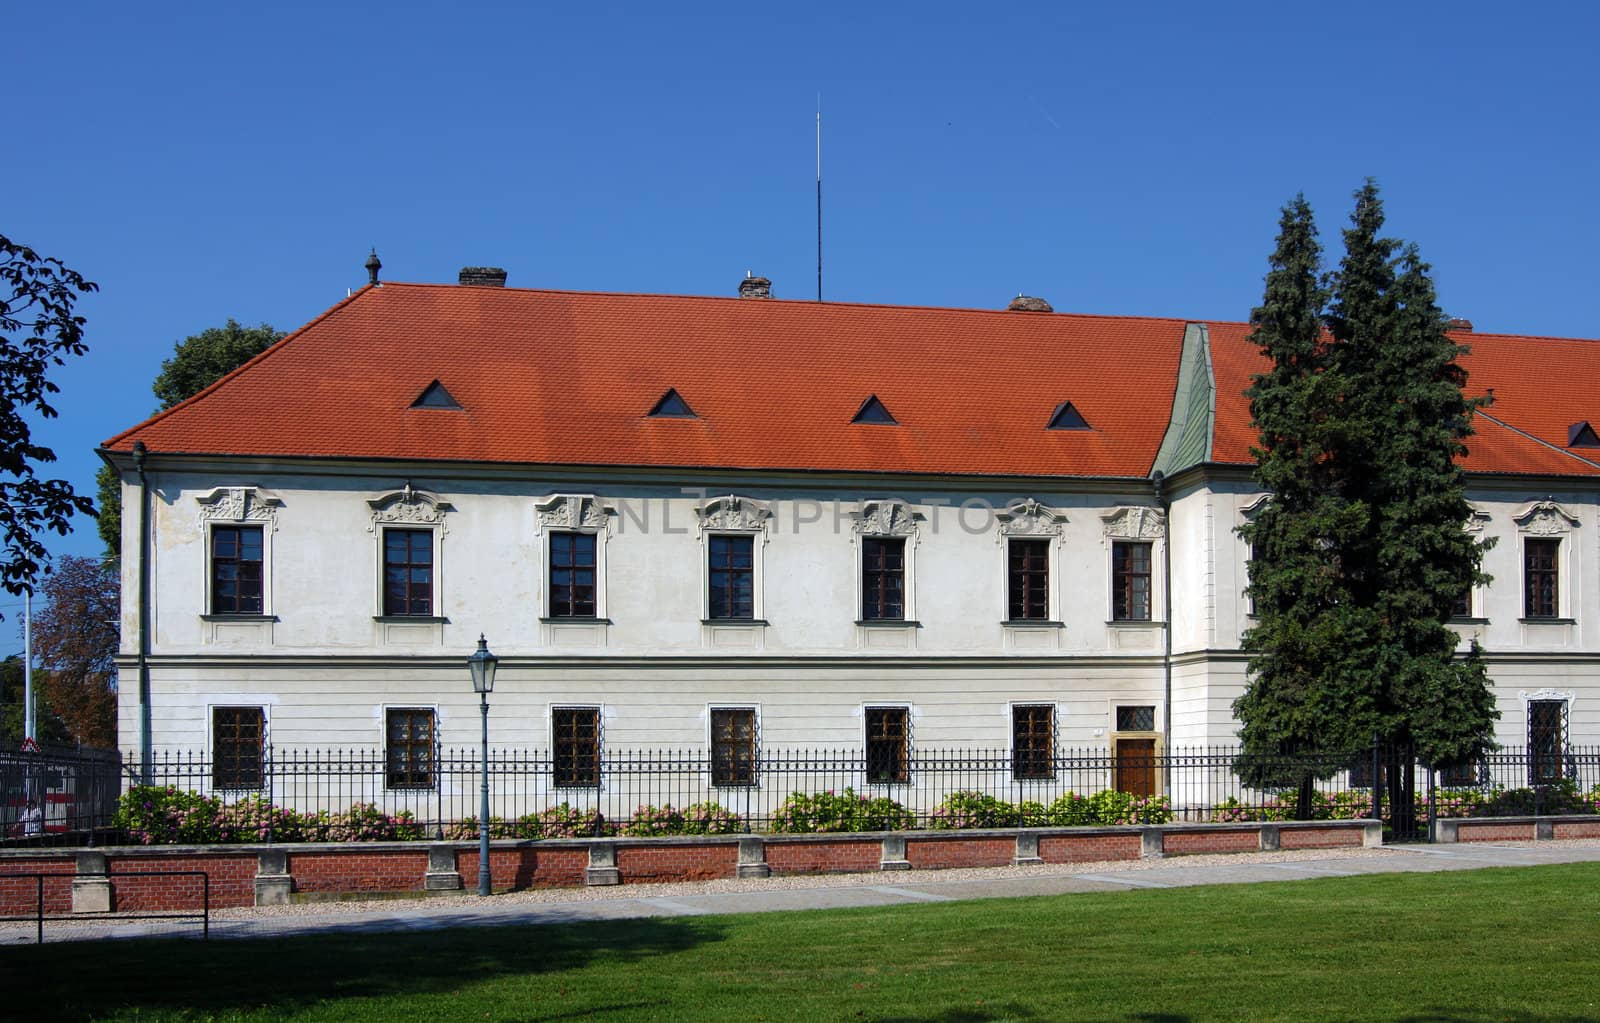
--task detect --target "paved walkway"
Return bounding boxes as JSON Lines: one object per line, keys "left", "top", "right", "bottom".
{"left": 7, "top": 840, "right": 1599, "bottom": 944}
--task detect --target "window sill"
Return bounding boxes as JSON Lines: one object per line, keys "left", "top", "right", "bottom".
{"left": 373, "top": 615, "right": 450, "bottom": 624}
{"left": 1002, "top": 619, "right": 1063, "bottom": 629}
{"left": 1106, "top": 619, "right": 1166, "bottom": 627}
{"left": 1449, "top": 617, "right": 1489, "bottom": 625}
{"left": 702, "top": 618, "right": 769, "bottom": 626}
{"left": 1520, "top": 617, "right": 1575, "bottom": 625}
{"left": 856, "top": 619, "right": 921, "bottom": 628}
{"left": 200, "top": 614, "right": 279, "bottom": 623}
{"left": 541, "top": 616, "right": 613, "bottom": 625}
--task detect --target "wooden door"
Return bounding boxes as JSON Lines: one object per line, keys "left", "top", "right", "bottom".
{"left": 1115, "top": 738, "right": 1156, "bottom": 797}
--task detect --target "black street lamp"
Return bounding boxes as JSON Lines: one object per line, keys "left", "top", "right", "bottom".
{"left": 468, "top": 634, "right": 499, "bottom": 896}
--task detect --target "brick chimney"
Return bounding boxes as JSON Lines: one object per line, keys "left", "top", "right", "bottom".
{"left": 1448, "top": 317, "right": 1473, "bottom": 332}
{"left": 459, "top": 267, "right": 508, "bottom": 288}
{"left": 1007, "top": 295, "right": 1053, "bottom": 313}
{"left": 738, "top": 272, "right": 772, "bottom": 299}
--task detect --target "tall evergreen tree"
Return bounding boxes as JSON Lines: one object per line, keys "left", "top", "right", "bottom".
{"left": 1237, "top": 183, "right": 1496, "bottom": 821}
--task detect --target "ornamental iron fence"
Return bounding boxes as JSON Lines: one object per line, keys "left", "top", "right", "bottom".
{"left": 36, "top": 742, "right": 1592, "bottom": 847}
{"left": 0, "top": 741, "right": 122, "bottom": 846}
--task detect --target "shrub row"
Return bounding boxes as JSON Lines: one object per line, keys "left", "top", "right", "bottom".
{"left": 1209, "top": 782, "right": 1600, "bottom": 824}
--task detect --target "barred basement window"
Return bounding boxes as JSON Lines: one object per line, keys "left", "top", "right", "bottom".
{"left": 553, "top": 707, "right": 601, "bottom": 788}
{"left": 1008, "top": 539, "right": 1050, "bottom": 621}
{"left": 711, "top": 708, "right": 757, "bottom": 786}
{"left": 1528, "top": 700, "right": 1566, "bottom": 785}
{"left": 211, "top": 525, "right": 264, "bottom": 615}
{"left": 1012, "top": 705, "right": 1054, "bottom": 780}
{"left": 1112, "top": 541, "right": 1152, "bottom": 621}
{"left": 865, "top": 707, "right": 910, "bottom": 784}
{"left": 385, "top": 708, "right": 436, "bottom": 789}
{"left": 213, "top": 707, "right": 264, "bottom": 789}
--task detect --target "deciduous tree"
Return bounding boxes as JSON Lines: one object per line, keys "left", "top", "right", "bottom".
{"left": 0, "top": 235, "right": 98, "bottom": 600}
{"left": 32, "top": 554, "right": 118, "bottom": 747}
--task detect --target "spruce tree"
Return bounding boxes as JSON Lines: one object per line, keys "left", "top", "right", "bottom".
{"left": 1236, "top": 183, "right": 1496, "bottom": 822}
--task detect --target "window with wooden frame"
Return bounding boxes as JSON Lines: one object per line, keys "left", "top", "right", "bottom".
{"left": 383, "top": 528, "right": 434, "bottom": 616}
{"left": 548, "top": 531, "right": 597, "bottom": 618}
{"left": 1450, "top": 589, "right": 1472, "bottom": 619}
{"left": 1012, "top": 704, "right": 1055, "bottom": 780}
{"left": 1007, "top": 539, "right": 1050, "bottom": 621}
{"left": 865, "top": 707, "right": 910, "bottom": 784}
{"left": 1112, "top": 541, "right": 1153, "bottom": 621}
{"left": 710, "top": 708, "right": 758, "bottom": 786}
{"left": 213, "top": 706, "right": 265, "bottom": 789}
{"left": 552, "top": 707, "right": 601, "bottom": 788}
{"left": 1524, "top": 538, "right": 1560, "bottom": 618}
{"left": 707, "top": 534, "right": 755, "bottom": 620}
{"left": 385, "top": 707, "right": 436, "bottom": 789}
{"left": 211, "top": 526, "right": 264, "bottom": 615}
{"left": 861, "top": 537, "right": 906, "bottom": 621}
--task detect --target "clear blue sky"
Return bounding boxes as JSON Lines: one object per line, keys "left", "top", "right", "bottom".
{"left": 11, "top": 1, "right": 1600, "bottom": 567}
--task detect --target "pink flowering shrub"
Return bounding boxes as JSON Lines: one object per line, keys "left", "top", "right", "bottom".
{"left": 621, "top": 802, "right": 744, "bottom": 836}
{"left": 115, "top": 786, "right": 225, "bottom": 845}
{"left": 929, "top": 791, "right": 1048, "bottom": 829}
{"left": 769, "top": 788, "right": 914, "bottom": 833}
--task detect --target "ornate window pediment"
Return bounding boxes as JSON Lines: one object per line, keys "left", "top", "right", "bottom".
{"left": 1101, "top": 505, "right": 1166, "bottom": 541}
{"left": 852, "top": 499, "right": 921, "bottom": 538}
{"left": 1239, "top": 494, "right": 1271, "bottom": 520}
{"left": 534, "top": 494, "right": 614, "bottom": 534}
{"left": 696, "top": 494, "right": 773, "bottom": 534}
{"left": 1513, "top": 500, "right": 1580, "bottom": 535}
{"left": 195, "top": 487, "right": 282, "bottom": 528}
{"left": 366, "top": 483, "right": 453, "bottom": 533}
{"left": 996, "top": 498, "right": 1066, "bottom": 538}
{"left": 1463, "top": 504, "right": 1493, "bottom": 534}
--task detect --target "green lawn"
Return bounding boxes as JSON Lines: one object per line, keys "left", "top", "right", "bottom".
{"left": 15, "top": 864, "right": 1600, "bottom": 1022}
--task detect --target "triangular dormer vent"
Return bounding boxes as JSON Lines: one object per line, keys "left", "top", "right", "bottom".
{"left": 852, "top": 395, "right": 898, "bottom": 425}
{"left": 1047, "top": 401, "right": 1090, "bottom": 430}
{"left": 648, "top": 388, "right": 697, "bottom": 418}
{"left": 1568, "top": 421, "right": 1600, "bottom": 448}
{"left": 411, "top": 380, "right": 461, "bottom": 410}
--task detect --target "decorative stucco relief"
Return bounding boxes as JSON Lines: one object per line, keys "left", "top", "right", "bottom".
{"left": 853, "top": 499, "right": 921, "bottom": 538}
{"left": 996, "top": 498, "right": 1066, "bottom": 538}
{"left": 1101, "top": 505, "right": 1166, "bottom": 541}
{"left": 366, "top": 483, "right": 453, "bottom": 533}
{"left": 1513, "top": 500, "right": 1580, "bottom": 535}
{"left": 534, "top": 494, "right": 613, "bottom": 533}
{"left": 696, "top": 494, "right": 773, "bottom": 534}
{"left": 194, "top": 487, "right": 283, "bottom": 528}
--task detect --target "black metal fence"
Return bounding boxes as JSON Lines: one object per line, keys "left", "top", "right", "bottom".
{"left": 78, "top": 743, "right": 1600, "bottom": 844}
{"left": 0, "top": 742, "right": 122, "bottom": 846}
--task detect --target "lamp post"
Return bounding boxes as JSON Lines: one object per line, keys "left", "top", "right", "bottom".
{"left": 468, "top": 634, "right": 499, "bottom": 896}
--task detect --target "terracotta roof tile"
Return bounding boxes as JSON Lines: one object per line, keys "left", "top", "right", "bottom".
{"left": 1207, "top": 322, "right": 1600, "bottom": 477}
{"left": 103, "top": 284, "right": 1189, "bottom": 480}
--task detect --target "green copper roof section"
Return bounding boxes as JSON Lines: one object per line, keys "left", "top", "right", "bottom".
{"left": 1152, "top": 322, "right": 1215, "bottom": 476}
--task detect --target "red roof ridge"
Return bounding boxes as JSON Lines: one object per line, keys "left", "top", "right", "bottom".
{"left": 100, "top": 284, "right": 379, "bottom": 451}
{"left": 371, "top": 280, "right": 1197, "bottom": 327}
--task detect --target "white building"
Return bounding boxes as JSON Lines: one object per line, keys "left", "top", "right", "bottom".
{"left": 100, "top": 269, "right": 1600, "bottom": 806}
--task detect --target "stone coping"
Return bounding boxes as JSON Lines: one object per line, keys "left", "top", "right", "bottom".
{"left": 0, "top": 818, "right": 1377, "bottom": 859}
{"left": 1437, "top": 814, "right": 1598, "bottom": 825}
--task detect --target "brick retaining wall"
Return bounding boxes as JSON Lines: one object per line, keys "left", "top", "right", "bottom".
{"left": 0, "top": 818, "right": 1399, "bottom": 911}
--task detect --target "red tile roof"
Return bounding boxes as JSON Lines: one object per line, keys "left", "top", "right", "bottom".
{"left": 103, "top": 284, "right": 1189, "bottom": 480}
{"left": 1207, "top": 322, "right": 1600, "bottom": 476}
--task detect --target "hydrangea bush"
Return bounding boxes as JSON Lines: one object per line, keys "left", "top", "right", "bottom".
{"left": 769, "top": 788, "right": 915, "bottom": 833}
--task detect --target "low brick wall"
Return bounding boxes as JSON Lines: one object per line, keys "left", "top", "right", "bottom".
{"left": 766, "top": 837, "right": 883, "bottom": 875}
{"left": 1, "top": 818, "right": 1391, "bottom": 911}
{"left": 1437, "top": 816, "right": 1600, "bottom": 843}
